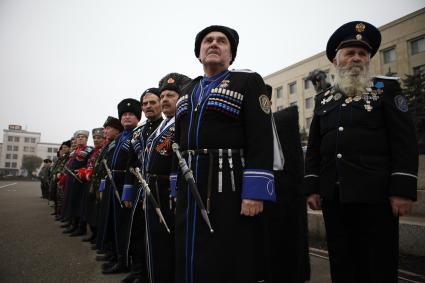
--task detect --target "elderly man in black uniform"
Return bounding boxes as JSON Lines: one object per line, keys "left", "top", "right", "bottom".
{"left": 304, "top": 21, "right": 418, "bottom": 283}
{"left": 96, "top": 116, "right": 123, "bottom": 259}
{"left": 172, "top": 25, "right": 275, "bottom": 283}
{"left": 100, "top": 99, "right": 141, "bottom": 274}
{"left": 120, "top": 88, "right": 164, "bottom": 283}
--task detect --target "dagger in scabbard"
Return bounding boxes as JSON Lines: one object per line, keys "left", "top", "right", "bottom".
{"left": 129, "top": 167, "right": 171, "bottom": 234}
{"left": 101, "top": 159, "right": 123, "bottom": 208}
{"left": 172, "top": 143, "right": 214, "bottom": 233}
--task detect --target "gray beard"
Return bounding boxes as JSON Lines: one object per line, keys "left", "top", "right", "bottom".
{"left": 334, "top": 64, "right": 371, "bottom": 97}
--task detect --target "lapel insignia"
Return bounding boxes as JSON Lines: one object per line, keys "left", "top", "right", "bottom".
{"left": 219, "top": 80, "right": 230, "bottom": 88}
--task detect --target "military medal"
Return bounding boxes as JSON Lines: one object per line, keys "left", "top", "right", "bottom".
{"left": 324, "top": 90, "right": 331, "bottom": 97}
{"left": 333, "top": 93, "right": 342, "bottom": 101}
{"left": 364, "top": 100, "right": 373, "bottom": 112}
{"left": 353, "top": 96, "right": 361, "bottom": 102}
{"left": 345, "top": 97, "right": 353, "bottom": 104}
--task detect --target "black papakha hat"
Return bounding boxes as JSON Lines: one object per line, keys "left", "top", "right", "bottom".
{"left": 117, "top": 98, "right": 141, "bottom": 121}
{"left": 326, "top": 21, "right": 381, "bottom": 62}
{"left": 158, "top": 73, "right": 192, "bottom": 97}
{"left": 140, "top": 88, "right": 160, "bottom": 102}
{"left": 194, "top": 25, "right": 239, "bottom": 65}
{"left": 62, "top": 140, "right": 72, "bottom": 148}
{"left": 103, "top": 116, "right": 124, "bottom": 132}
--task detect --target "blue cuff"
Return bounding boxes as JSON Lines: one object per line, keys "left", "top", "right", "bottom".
{"left": 99, "top": 179, "right": 106, "bottom": 192}
{"left": 241, "top": 169, "right": 276, "bottom": 202}
{"left": 170, "top": 173, "right": 177, "bottom": 198}
{"left": 122, "top": 184, "right": 136, "bottom": 201}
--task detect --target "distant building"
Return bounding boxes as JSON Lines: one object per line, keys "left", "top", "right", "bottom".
{"left": 0, "top": 125, "right": 60, "bottom": 176}
{"left": 264, "top": 8, "right": 425, "bottom": 134}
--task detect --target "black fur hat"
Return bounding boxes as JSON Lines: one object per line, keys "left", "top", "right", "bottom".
{"left": 194, "top": 25, "right": 239, "bottom": 65}
{"left": 117, "top": 98, "right": 141, "bottom": 121}
{"left": 158, "top": 73, "right": 192, "bottom": 96}
{"left": 103, "top": 116, "right": 124, "bottom": 132}
{"left": 140, "top": 87, "right": 160, "bottom": 102}
{"left": 61, "top": 140, "right": 72, "bottom": 148}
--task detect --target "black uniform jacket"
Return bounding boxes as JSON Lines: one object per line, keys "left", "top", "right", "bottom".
{"left": 172, "top": 70, "right": 275, "bottom": 201}
{"left": 304, "top": 76, "right": 418, "bottom": 203}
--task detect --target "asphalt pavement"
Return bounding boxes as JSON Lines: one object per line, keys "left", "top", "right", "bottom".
{"left": 0, "top": 180, "right": 332, "bottom": 283}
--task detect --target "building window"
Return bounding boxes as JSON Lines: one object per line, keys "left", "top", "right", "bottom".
{"left": 411, "top": 37, "right": 425, "bottom": 55}
{"left": 24, "top": 137, "right": 30, "bottom": 142}
{"left": 13, "top": 146, "right": 19, "bottom": 151}
{"left": 413, "top": 64, "right": 425, "bottom": 76}
{"left": 48, "top": 148, "right": 52, "bottom": 153}
{"left": 383, "top": 48, "right": 396, "bottom": 64}
{"left": 24, "top": 146, "right": 29, "bottom": 152}
{"left": 305, "top": 97, "right": 314, "bottom": 109}
{"left": 8, "top": 136, "right": 13, "bottom": 142}
{"left": 14, "top": 136, "right": 20, "bottom": 142}
{"left": 12, "top": 154, "right": 18, "bottom": 159}
{"left": 306, "top": 117, "right": 313, "bottom": 129}
{"left": 5, "top": 162, "right": 10, "bottom": 168}
{"left": 304, "top": 79, "right": 312, "bottom": 89}
{"left": 289, "top": 82, "right": 297, "bottom": 94}
{"left": 7, "top": 145, "right": 12, "bottom": 151}
{"left": 6, "top": 154, "right": 11, "bottom": 159}
{"left": 276, "top": 106, "right": 284, "bottom": 111}
{"left": 290, "top": 102, "right": 297, "bottom": 107}
{"left": 30, "top": 147, "right": 35, "bottom": 153}
{"left": 276, "top": 87, "right": 283, "bottom": 99}
{"left": 11, "top": 162, "right": 17, "bottom": 168}
{"left": 31, "top": 138, "right": 36, "bottom": 143}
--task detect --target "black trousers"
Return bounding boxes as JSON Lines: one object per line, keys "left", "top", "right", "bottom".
{"left": 322, "top": 199, "right": 399, "bottom": 283}
{"left": 128, "top": 203, "right": 148, "bottom": 280}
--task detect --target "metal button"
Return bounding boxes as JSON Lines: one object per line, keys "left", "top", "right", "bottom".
{"left": 342, "top": 103, "right": 346, "bottom": 107}
{"left": 338, "top": 127, "right": 344, "bottom": 132}
{"left": 323, "top": 110, "right": 327, "bottom": 113}
{"left": 337, "top": 153, "right": 342, "bottom": 159}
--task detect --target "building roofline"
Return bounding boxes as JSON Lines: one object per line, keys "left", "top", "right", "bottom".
{"left": 264, "top": 7, "right": 425, "bottom": 80}
{"left": 3, "top": 129, "right": 41, "bottom": 135}
{"left": 38, "top": 142, "right": 61, "bottom": 146}
{"left": 264, "top": 51, "right": 326, "bottom": 80}
{"left": 379, "top": 7, "right": 425, "bottom": 31}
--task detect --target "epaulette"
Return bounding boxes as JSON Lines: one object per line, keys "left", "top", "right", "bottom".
{"left": 230, "top": 69, "right": 254, "bottom": 73}
{"left": 373, "top": 75, "right": 400, "bottom": 81}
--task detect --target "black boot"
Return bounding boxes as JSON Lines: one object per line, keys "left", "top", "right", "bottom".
{"left": 82, "top": 234, "right": 95, "bottom": 242}
{"left": 60, "top": 222, "right": 71, "bottom": 228}
{"left": 102, "top": 256, "right": 129, "bottom": 274}
{"left": 121, "top": 272, "right": 138, "bottom": 283}
{"left": 63, "top": 225, "right": 76, "bottom": 234}
{"left": 69, "top": 229, "right": 86, "bottom": 237}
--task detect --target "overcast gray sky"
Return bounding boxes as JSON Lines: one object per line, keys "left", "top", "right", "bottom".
{"left": 1, "top": 0, "right": 424, "bottom": 145}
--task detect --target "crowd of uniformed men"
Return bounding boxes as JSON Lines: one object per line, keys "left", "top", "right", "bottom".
{"left": 38, "top": 21, "right": 418, "bottom": 283}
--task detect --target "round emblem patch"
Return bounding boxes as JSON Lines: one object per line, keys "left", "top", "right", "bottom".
{"left": 259, "top": 94, "right": 271, "bottom": 114}
{"left": 394, "top": 95, "right": 408, "bottom": 112}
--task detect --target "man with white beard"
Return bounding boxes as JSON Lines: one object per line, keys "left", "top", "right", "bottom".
{"left": 304, "top": 21, "right": 418, "bottom": 283}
